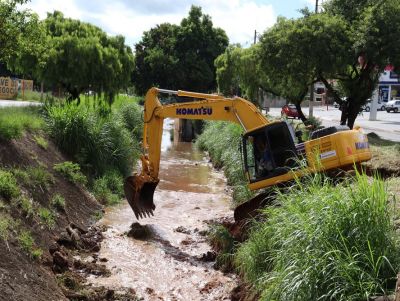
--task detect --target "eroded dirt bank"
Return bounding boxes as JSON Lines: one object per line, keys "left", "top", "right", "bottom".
{"left": 88, "top": 119, "right": 238, "bottom": 300}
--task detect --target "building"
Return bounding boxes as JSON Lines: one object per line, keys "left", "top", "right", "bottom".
{"left": 378, "top": 66, "right": 400, "bottom": 103}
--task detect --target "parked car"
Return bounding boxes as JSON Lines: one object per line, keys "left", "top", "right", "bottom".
{"left": 386, "top": 100, "right": 400, "bottom": 113}
{"left": 361, "top": 100, "right": 386, "bottom": 112}
{"left": 361, "top": 102, "right": 371, "bottom": 112}
{"left": 281, "top": 104, "right": 299, "bottom": 119}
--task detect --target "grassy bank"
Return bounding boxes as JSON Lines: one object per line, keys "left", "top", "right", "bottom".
{"left": 236, "top": 172, "right": 399, "bottom": 300}
{"left": 0, "top": 94, "right": 143, "bottom": 206}
{"left": 45, "top": 100, "right": 143, "bottom": 205}
{"left": 196, "top": 121, "right": 253, "bottom": 205}
{"left": 196, "top": 122, "right": 400, "bottom": 300}
{"left": 0, "top": 106, "right": 45, "bottom": 140}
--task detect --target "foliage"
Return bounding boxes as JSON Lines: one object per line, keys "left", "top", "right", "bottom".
{"left": 133, "top": 6, "right": 228, "bottom": 94}
{"left": 18, "top": 229, "right": 42, "bottom": 258}
{"left": 215, "top": 45, "right": 265, "bottom": 105}
{"left": 38, "top": 207, "right": 55, "bottom": 228}
{"left": 92, "top": 170, "right": 123, "bottom": 205}
{"left": 208, "top": 225, "right": 236, "bottom": 271}
{"left": 0, "top": 106, "right": 45, "bottom": 140}
{"left": 0, "top": 169, "right": 20, "bottom": 200}
{"left": 0, "top": 0, "right": 40, "bottom": 62}
{"left": 196, "top": 121, "right": 253, "bottom": 204}
{"left": 53, "top": 161, "right": 87, "bottom": 185}
{"left": 258, "top": 0, "right": 400, "bottom": 128}
{"left": 18, "top": 230, "right": 34, "bottom": 251}
{"left": 0, "top": 214, "right": 11, "bottom": 242}
{"left": 27, "top": 166, "right": 54, "bottom": 190}
{"left": 14, "top": 11, "right": 135, "bottom": 104}
{"left": 34, "top": 135, "right": 48, "bottom": 149}
{"left": 118, "top": 102, "right": 144, "bottom": 141}
{"left": 46, "top": 104, "right": 140, "bottom": 177}
{"left": 17, "top": 196, "right": 34, "bottom": 217}
{"left": 51, "top": 194, "right": 65, "bottom": 211}
{"left": 236, "top": 173, "right": 400, "bottom": 300}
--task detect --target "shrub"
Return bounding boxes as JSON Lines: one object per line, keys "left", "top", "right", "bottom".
{"left": 46, "top": 104, "right": 140, "bottom": 177}
{"left": 92, "top": 171, "right": 122, "bottom": 206}
{"left": 208, "top": 225, "right": 236, "bottom": 271}
{"left": 45, "top": 105, "right": 91, "bottom": 157}
{"left": 196, "top": 121, "right": 251, "bottom": 204}
{"left": 0, "top": 106, "right": 44, "bottom": 140}
{"left": 38, "top": 208, "right": 55, "bottom": 228}
{"left": 54, "top": 161, "right": 87, "bottom": 185}
{"left": 51, "top": 194, "right": 66, "bottom": 211}
{"left": 236, "top": 172, "right": 400, "bottom": 300}
{"left": 18, "top": 196, "right": 34, "bottom": 217}
{"left": 18, "top": 230, "right": 34, "bottom": 252}
{"left": 27, "top": 166, "right": 54, "bottom": 190}
{"left": 118, "top": 102, "right": 143, "bottom": 141}
{"left": 0, "top": 170, "right": 20, "bottom": 200}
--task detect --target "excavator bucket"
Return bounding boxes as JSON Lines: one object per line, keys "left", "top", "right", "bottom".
{"left": 233, "top": 191, "right": 276, "bottom": 222}
{"left": 124, "top": 175, "right": 159, "bottom": 219}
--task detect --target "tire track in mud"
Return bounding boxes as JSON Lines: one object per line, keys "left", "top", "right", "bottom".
{"left": 88, "top": 119, "right": 238, "bottom": 300}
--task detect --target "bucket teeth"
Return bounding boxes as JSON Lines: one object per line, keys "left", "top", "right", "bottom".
{"left": 124, "top": 175, "right": 159, "bottom": 220}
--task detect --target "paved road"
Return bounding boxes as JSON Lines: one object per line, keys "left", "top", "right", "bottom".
{"left": 0, "top": 99, "right": 41, "bottom": 107}
{"left": 269, "top": 105, "right": 400, "bottom": 142}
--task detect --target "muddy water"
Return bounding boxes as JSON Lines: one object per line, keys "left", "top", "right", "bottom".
{"left": 90, "top": 119, "right": 238, "bottom": 300}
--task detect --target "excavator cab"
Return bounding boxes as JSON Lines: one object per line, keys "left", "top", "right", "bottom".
{"left": 242, "top": 121, "right": 299, "bottom": 184}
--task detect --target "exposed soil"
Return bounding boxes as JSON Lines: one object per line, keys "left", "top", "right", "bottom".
{"left": 0, "top": 132, "right": 102, "bottom": 301}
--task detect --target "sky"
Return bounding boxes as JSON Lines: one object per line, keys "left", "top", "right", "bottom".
{"left": 25, "top": 0, "right": 315, "bottom": 48}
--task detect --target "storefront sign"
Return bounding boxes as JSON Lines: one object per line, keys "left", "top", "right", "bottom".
{"left": 0, "top": 77, "right": 18, "bottom": 99}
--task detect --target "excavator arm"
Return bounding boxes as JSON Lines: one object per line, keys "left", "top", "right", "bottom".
{"left": 124, "top": 87, "right": 372, "bottom": 219}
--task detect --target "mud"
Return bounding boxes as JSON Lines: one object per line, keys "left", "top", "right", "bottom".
{"left": 88, "top": 119, "right": 238, "bottom": 300}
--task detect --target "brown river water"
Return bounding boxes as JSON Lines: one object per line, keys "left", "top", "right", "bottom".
{"left": 89, "top": 119, "right": 238, "bottom": 300}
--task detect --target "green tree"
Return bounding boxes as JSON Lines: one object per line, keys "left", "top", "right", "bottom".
{"left": 323, "top": 0, "right": 400, "bottom": 128}
{"left": 215, "top": 45, "right": 265, "bottom": 106}
{"left": 258, "top": 14, "right": 350, "bottom": 122}
{"left": 133, "top": 23, "right": 179, "bottom": 95}
{"left": 40, "top": 11, "right": 134, "bottom": 104}
{"left": 256, "top": 0, "right": 400, "bottom": 128}
{"left": 0, "top": 0, "right": 41, "bottom": 64}
{"left": 133, "top": 6, "right": 228, "bottom": 95}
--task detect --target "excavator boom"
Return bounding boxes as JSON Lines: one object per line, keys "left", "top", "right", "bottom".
{"left": 124, "top": 87, "right": 372, "bottom": 220}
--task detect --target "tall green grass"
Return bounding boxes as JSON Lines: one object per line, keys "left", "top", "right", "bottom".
{"left": 236, "top": 172, "right": 399, "bottom": 300}
{"left": 45, "top": 103, "right": 142, "bottom": 177}
{"left": 0, "top": 106, "right": 44, "bottom": 140}
{"left": 196, "top": 121, "right": 253, "bottom": 204}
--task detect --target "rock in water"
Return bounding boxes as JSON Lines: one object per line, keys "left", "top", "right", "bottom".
{"left": 127, "top": 222, "right": 151, "bottom": 239}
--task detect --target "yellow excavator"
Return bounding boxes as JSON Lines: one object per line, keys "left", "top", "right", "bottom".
{"left": 124, "top": 87, "right": 372, "bottom": 220}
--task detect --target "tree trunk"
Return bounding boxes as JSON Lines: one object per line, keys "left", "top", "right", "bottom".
{"left": 340, "top": 101, "right": 349, "bottom": 126}
{"left": 346, "top": 103, "right": 360, "bottom": 129}
{"left": 294, "top": 103, "right": 308, "bottom": 123}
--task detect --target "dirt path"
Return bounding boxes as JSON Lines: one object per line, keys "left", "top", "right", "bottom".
{"left": 89, "top": 119, "right": 238, "bottom": 300}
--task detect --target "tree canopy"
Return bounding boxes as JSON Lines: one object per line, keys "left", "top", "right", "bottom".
{"left": 0, "top": 0, "right": 41, "bottom": 64}
{"left": 133, "top": 6, "right": 229, "bottom": 95}
{"left": 215, "top": 0, "right": 400, "bottom": 128}
{"left": 42, "top": 11, "right": 134, "bottom": 103}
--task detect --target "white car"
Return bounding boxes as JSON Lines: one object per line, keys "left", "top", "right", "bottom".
{"left": 386, "top": 100, "right": 400, "bottom": 113}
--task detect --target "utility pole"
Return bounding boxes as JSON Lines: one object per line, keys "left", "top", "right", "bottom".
{"left": 309, "top": 0, "right": 319, "bottom": 118}
{"left": 254, "top": 30, "right": 257, "bottom": 45}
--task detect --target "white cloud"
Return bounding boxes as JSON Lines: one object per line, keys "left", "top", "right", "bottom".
{"left": 26, "top": 0, "right": 83, "bottom": 20}
{"left": 25, "top": 0, "right": 276, "bottom": 46}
